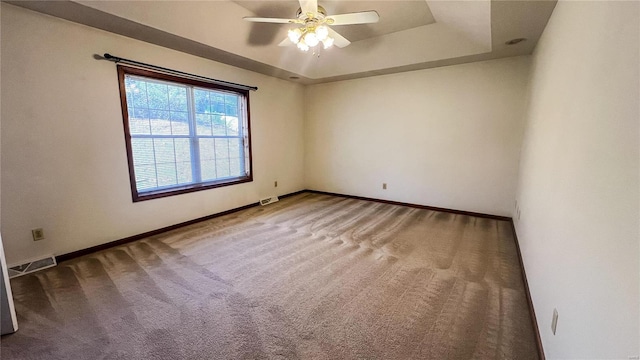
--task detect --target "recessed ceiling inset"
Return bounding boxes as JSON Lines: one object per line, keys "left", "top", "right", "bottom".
{"left": 242, "top": 0, "right": 381, "bottom": 51}
{"left": 8, "top": 0, "right": 558, "bottom": 83}
{"left": 235, "top": 0, "right": 435, "bottom": 43}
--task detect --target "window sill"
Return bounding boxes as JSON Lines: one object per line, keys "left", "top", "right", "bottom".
{"left": 132, "top": 175, "right": 252, "bottom": 202}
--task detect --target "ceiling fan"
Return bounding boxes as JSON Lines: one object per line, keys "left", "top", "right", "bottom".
{"left": 243, "top": 0, "right": 379, "bottom": 52}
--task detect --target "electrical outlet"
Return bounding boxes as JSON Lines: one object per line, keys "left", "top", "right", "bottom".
{"left": 32, "top": 228, "right": 45, "bottom": 241}
{"left": 382, "top": 183, "right": 387, "bottom": 190}
{"left": 551, "top": 308, "right": 558, "bottom": 335}
{"left": 274, "top": 180, "right": 278, "bottom": 188}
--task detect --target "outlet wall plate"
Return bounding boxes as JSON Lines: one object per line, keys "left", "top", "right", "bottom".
{"left": 551, "top": 308, "right": 558, "bottom": 335}
{"left": 32, "top": 228, "right": 45, "bottom": 241}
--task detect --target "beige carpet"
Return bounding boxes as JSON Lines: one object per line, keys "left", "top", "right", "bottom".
{"left": 1, "top": 192, "right": 539, "bottom": 359}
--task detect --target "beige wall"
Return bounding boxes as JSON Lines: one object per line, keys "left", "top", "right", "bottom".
{"left": 304, "top": 57, "right": 531, "bottom": 216}
{"left": 0, "top": 4, "right": 305, "bottom": 265}
{"left": 4, "top": 3, "right": 639, "bottom": 358}
{"left": 0, "top": 2, "right": 18, "bottom": 336}
{"left": 514, "top": 1, "right": 639, "bottom": 358}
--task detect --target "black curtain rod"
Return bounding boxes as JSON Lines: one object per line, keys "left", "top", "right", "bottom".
{"left": 103, "top": 53, "right": 258, "bottom": 92}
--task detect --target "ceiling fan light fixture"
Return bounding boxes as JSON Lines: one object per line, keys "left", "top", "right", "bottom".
{"left": 304, "top": 31, "right": 319, "bottom": 47}
{"left": 296, "top": 41, "right": 310, "bottom": 51}
{"left": 245, "top": 0, "right": 379, "bottom": 52}
{"left": 288, "top": 28, "right": 302, "bottom": 43}
{"left": 316, "top": 25, "right": 329, "bottom": 41}
{"left": 322, "top": 37, "right": 334, "bottom": 49}
{"left": 290, "top": 27, "right": 334, "bottom": 51}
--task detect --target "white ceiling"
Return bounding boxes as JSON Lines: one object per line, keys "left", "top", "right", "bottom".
{"left": 8, "top": 0, "right": 557, "bottom": 84}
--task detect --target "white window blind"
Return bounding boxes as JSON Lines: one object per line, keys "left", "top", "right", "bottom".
{"left": 118, "top": 66, "right": 252, "bottom": 201}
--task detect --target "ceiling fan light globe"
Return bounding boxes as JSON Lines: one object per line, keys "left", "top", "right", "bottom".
{"left": 322, "top": 37, "right": 334, "bottom": 49}
{"left": 316, "top": 25, "right": 329, "bottom": 41}
{"left": 297, "top": 42, "right": 310, "bottom": 51}
{"left": 304, "top": 32, "right": 319, "bottom": 47}
{"left": 288, "top": 28, "right": 302, "bottom": 43}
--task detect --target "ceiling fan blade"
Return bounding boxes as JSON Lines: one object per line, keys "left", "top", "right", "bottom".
{"left": 278, "top": 38, "right": 293, "bottom": 47}
{"left": 328, "top": 27, "right": 351, "bottom": 48}
{"left": 243, "top": 16, "right": 297, "bottom": 24}
{"left": 299, "top": 0, "right": 318, "bottom": 17}
{"left": 327, "top": 11, "right": 380, "bottom": 26}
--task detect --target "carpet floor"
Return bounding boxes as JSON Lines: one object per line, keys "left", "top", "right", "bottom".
{"left": 1, "top": 192, "right": 539, "bottom": 359}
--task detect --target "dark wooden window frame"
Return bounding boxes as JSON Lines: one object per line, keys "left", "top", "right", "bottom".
{"left": 117, "top": 65, "right": 253, "bottom": 202}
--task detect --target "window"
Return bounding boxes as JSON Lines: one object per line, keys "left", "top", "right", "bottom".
{"left": 117, "top": 66, "right": 252, "bottom": 201}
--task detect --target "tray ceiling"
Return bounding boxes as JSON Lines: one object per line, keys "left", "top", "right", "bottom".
{"left": 7, "top": 0, "right": 557, "bottom": 84}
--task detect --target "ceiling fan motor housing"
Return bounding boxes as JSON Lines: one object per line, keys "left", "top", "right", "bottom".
{"left": 296, "top": 5, "right": 327, "bottom": 19}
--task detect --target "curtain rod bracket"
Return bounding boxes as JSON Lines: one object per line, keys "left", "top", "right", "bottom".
{"left": 104, "top": 53, "right": 119, "bottom": 62}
